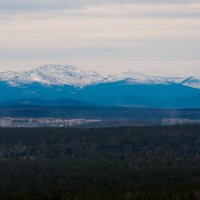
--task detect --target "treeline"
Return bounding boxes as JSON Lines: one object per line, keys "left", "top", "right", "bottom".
{"left": 0, "top": 125, "right": 200, "bottom": 199}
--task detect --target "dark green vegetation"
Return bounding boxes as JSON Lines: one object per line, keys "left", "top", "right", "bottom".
{"left": 0, "top": 126, "right": 200, "bottom": 200}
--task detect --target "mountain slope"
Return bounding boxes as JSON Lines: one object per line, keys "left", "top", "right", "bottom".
{"left": 0, "top": 98, "right": 94, "bottom": 107}
{"left": 0, "top": 64, "right": 200, "bottom": 108}
{"left": 0, "top": 64, "right": 200, "bottom": 89}
{"left": 0, "top": 65, "right": 109, "bottom": 87}
{"left": 0, "top": 81, "right": 200, "bottom": 108}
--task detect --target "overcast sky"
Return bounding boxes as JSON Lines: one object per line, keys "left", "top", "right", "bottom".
{"left": 0, "top": 0, "right": 200, "bottom": 76}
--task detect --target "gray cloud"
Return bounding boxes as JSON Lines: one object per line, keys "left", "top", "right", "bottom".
{"left": 0, "top": 0, "right": 200, "bottom": 75}
{"left": 0, "top": 0, "right": 199, "bottom": 11}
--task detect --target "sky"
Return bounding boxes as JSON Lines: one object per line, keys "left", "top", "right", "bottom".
{"left": 0, "top": 0, "right": 200, "bottom": 76}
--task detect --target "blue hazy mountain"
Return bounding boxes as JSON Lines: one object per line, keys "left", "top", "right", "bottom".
{"left": 0, "top": 98, "right": 94, "bottom": 107}
{"left": 0, "top": 64, "right": 200, "bottom": 108}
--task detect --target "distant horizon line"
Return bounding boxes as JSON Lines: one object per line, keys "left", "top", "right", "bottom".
{"left": 0, "top": 63, "right": 198, "bottom": 78}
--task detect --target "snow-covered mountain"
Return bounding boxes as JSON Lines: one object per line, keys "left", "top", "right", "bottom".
{"left": 108, "top": 69, "right": 185, "bottom": 86}
{"left": 0, "top": 64, "right": 199, "bottom": 89}
{"left": 180, "top": 76, "right": 200, "bottom": 89}
{"left": 0, "top": 65, "right": 109, "bottom": 87}
{"left": 0, "top": 64, "right": 200, "bottom": 108}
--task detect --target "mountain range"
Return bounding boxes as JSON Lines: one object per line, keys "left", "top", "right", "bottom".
{"left": 0, "top": 64, "right": 200, "bottom": 108}
{"left": 0, "top": 64, "right": 199, "bottom": 88}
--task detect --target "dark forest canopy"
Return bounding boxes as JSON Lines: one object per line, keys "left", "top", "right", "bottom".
{"left": 0, "top": 125, "right": 200, "bottom": 200}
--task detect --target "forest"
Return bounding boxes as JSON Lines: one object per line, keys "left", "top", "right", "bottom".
{"left": 0, "top": 125, "right": 200, "bottom": 200}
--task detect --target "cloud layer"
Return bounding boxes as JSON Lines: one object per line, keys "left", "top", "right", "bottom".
{"left": 0, "top": 1, "right": 199, "bottom": 76}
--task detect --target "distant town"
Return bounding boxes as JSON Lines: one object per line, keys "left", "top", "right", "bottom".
{"left": 0, "top": 118, "right": 102, "bottom": 128}
{"left": 0, "top": 117, "right": 200, "bottom": 128}
{"left": 162, "top": 118, "right": 200, "bottom": 126}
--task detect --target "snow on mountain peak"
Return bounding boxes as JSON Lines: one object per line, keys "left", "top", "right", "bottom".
{"left": 108, "top": 69, "right": 185, "bottom": 85}
{"left": 0, "top": 64, "right": 199, "bottom": 89}
{"left": 0, "top": 64, "right": 108, "bottom": 87}
{"left": 180, "top": 76, "right": 200, "bottom": 89}
{"left": 108, "top": 69, "right": 150, "bottom": 83}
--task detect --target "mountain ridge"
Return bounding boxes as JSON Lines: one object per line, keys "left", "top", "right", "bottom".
{"left": 0, "top": 64, "right": 199, "bottom": 89}
{"left": 0, "top": 64, "right": 199, "bottom": 108}
{"left": 0, "top": 98, "right": 95, "bottom": 107}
